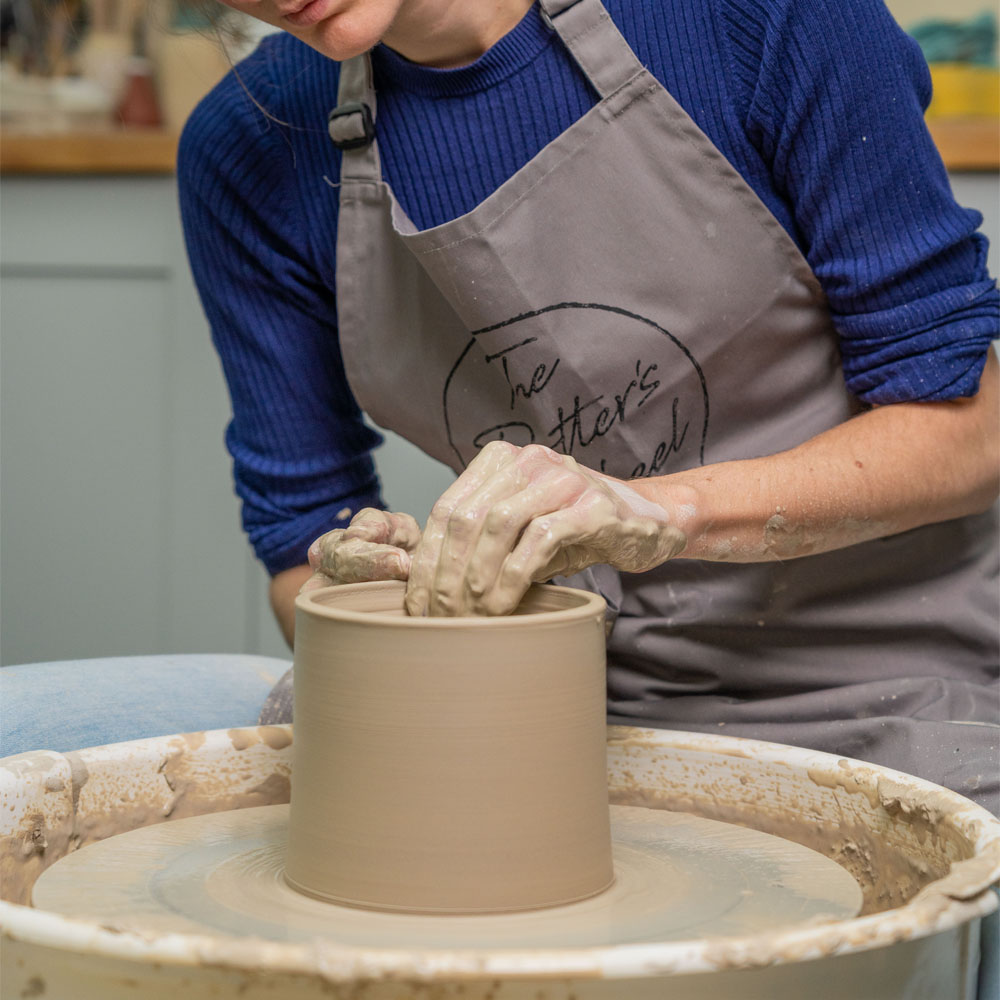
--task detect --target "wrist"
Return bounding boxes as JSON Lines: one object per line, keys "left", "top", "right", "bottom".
{"left": 624, "top": 477, "right": 703, "bottom": 557}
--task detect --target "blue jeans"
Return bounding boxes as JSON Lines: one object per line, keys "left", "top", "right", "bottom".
{"left": 0, "top": 655, "right": 289, "bottom": 757}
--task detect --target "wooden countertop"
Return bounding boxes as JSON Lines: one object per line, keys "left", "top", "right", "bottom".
{"left": 0, "top": 128, "right": 179, "bottom": 174}
{"left": 927, "top": 117, "right": 999, "bottom": 171}
{"left": 1, "top": 118, "right": 996, "bottom": 175}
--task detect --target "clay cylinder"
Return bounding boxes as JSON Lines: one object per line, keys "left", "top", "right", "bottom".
{"left": 285, "top": 580, "right": 612, "bottom": 913}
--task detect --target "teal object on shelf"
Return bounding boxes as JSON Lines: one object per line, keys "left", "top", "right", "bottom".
{"left": 908, "top": 11, "right": 998, "bottom": 65}
{"left": 169, "top": 1, "right": 226, "bottom": 32}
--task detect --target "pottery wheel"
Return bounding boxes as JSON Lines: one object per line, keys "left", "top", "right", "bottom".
{"left": 32, "top": 804, "right": 861, "bottom": 948}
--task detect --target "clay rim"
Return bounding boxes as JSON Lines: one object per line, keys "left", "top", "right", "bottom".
{"left": 295, "top": 580, "right": 607, "bottom": 628}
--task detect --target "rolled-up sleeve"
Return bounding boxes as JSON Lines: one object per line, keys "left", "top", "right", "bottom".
{"left": 741, "top": 0, "right": 998, "bottom": 404}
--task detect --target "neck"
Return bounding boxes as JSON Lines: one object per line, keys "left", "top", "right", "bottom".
{"left": 383, "top": 0, "right": 535, "bottom": 67}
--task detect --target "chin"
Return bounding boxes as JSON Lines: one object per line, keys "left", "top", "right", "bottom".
{"left": 308, "top": 6, "right": 397, "bottom": 61}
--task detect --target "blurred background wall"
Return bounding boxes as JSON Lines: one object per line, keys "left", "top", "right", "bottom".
{"left": 0, "top": 1, "right": 997, "bottom": 666}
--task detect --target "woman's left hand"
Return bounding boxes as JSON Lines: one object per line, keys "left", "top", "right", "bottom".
{"left": 302, "top": 508, "right": 422, "bottom": 592}
{"left": 404, "top": 441, "right": 688, "bottom": 617}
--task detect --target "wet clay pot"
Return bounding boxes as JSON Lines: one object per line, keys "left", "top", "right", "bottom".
{"left": 285, "top": 580, "right": 612, "bottom": 914}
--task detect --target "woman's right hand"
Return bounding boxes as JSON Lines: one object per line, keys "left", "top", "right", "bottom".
{"left": 301, "top": 508, "right": 422, "bottom": 592}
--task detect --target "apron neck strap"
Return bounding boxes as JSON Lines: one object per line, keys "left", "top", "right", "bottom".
{"left": 330, "top": 53, "right": 380, "bottom": 181}
{"left": 330, "top": 0, "right": 643, "bottom": 177}
{"left": 538, "top": 0, "right": 645, "bottom": 99}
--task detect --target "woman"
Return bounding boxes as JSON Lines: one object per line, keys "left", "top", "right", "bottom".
{"left": 179, "top": 0, "right": 998, "bottom": 812}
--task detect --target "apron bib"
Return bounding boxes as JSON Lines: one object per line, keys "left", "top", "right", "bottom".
{"left": 328, "top": 0, "right": 999, "bottom": 810}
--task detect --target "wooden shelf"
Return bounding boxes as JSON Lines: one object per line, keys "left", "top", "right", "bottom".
{"left": 0, "top": 117, "right": 996, "bottom": 176}
{"left": 926, "top": 117, "right": 999, "bottom": 171}
{"left": 0, "top": 128, "right": 178, "bottom": 175}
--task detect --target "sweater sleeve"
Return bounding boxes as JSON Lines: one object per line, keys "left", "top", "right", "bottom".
{"left": 721, "top": 0, "right": 998, "bottom": 403}
{"left": 177, "top": 43, "right": 383, "bottom": 576}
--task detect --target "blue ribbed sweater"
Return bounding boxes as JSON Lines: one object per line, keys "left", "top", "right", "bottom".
{"left": 178, "top": 0, "right": 999, "bottom": 576}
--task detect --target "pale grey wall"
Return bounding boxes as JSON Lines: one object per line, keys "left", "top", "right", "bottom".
{"left": 0, "top": 169, "right": 996, "bottom": 665}
{"left": 1, "top": 177, "right": 258, "bottom": 664}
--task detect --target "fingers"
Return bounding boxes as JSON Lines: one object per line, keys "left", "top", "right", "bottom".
{"left": 306, "top": 508, "right": 420, "bottom": 588}
{"left": 343, "top": 508, "right": 422, "bottom": 551}
{"left": 405, "top": 442, "right": 688, "bottom": 618}
{"left": 309, "top": 534, "right": 412, "bottom": 585}
{"left": 443, "top": 467, "right": 586, "bottom": 613}
{"left": 498, "top": 505, "right": 599, "bottom": 594}
{"left": 500, "top": 493, "right": 682, "bottom": 588}
{"left": 405, "top": 441, "right": 523, "bottom": 615}
{"left": 406, "top": 443, "right": 589, "bottom": 617}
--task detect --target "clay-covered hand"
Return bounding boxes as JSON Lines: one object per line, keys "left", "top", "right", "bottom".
{"left": 404, "top": 442, "right": 687, "bottom": 617}
{"left": 301, "top": 508, "right": 422, "bottom": 593}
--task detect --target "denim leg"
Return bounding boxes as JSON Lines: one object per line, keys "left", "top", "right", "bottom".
{"left": 0, "top": 655, "right": 291, "bottom": 757}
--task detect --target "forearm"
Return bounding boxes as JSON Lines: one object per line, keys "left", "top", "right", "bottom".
{"left": 632, "top": 352, "right": 999, "bottom": 562}
{"left": 269, "top": 564, "right": 313, "bottom": 648}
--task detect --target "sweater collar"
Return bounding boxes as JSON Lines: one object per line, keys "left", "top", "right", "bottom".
{"left": 371, "top": 3, "right": 554, "bottom": 98}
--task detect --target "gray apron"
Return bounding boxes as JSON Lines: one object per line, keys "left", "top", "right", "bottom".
{"left": 322, "top": 0, "right": 998, "bottom": 811}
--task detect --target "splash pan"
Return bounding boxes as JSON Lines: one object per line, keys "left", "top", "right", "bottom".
{"left": 2, "top": 726, "right": 999, "bottom": 999}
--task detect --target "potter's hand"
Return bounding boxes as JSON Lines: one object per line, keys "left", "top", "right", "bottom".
{"left": 405, "top": 442, "right": 687, "bottom": 617}
{"left": 301, "top": 508, "right": 422, "bottom": 592}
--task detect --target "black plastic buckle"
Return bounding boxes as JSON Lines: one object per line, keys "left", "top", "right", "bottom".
{"left": 327, "top": 101, "right": 375, "bottom": 150}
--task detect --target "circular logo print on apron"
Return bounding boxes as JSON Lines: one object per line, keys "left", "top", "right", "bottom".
{"left": 443, "top": 303, "right": 709, "bottom": 479}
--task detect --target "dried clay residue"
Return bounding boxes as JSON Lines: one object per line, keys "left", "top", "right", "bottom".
{"left": 259, "top": 726, "right": 293, "bottom": 751}
{"left": 613, "top": 767, "right": 963, "bottom": 917}
{"left": 912, "top": 852, "right": 1000, "bottom": 904}
{"left": 2, "top": 808, "right": 76, "bottom": 907}
{"left": 224, "top": 725, "right": 292, "bottom": 752}
{"left": 92, "top": 736, "right": 293, "bottom": 838}
{"left": 2, "top": 729, "right": 293, "bottom": 906}
{"left": 227, "top": 728, "right": 259, "bottom": 751}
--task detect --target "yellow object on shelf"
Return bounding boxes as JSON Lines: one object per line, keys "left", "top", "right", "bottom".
{"left": 927, "top": 63, "right": 1000, "bottom": 118}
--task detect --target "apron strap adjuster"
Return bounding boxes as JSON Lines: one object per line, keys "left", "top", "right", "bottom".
{"left": 539, "top": 0, "right": 583, "bottom": 31}
{"left": 328, "top": 102, "right": 375, "bottom": 151}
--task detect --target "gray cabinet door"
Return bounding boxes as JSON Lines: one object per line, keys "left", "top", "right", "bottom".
{"left": 0, "top": 176, "right": 271, "bottom": 664}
